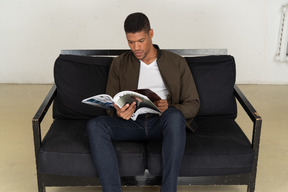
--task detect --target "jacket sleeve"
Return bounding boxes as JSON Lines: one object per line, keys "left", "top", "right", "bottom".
{"left": 106, "top": 57, "right": 121, "bottom": 98}
{"left": 105, "top": 57, "right": 121, "bottom": 116}
{"left": 171, "top": 57, "right": 200, "bottom": 120}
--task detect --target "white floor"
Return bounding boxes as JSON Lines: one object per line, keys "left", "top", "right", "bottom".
{"left": 0, "top": 84, "right": 287, "bottom": 192}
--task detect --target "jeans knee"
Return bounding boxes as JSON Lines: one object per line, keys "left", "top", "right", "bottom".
{"left": 87, "top": 116, "right": 110, "bottom": 136}
{"left": 87, "top": 118, "right": 96, "bottom": 133}
{"left": 163, "top": 107, "right": 185, "bottom": 123}
{"left": 161, "top": 108, "right": 186, "bottom": 135}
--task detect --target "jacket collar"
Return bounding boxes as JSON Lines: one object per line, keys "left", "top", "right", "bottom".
{"left": 154, "top": 44, "right": 162, "bottom": 60}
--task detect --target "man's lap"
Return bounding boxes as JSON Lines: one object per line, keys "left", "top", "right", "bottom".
{"left": 87, "top": 107, "right": 185, "bottom": 141}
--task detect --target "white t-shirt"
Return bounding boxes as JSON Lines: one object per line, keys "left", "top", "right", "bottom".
{"left": 137, "top": 59, "right": 168, "bottom": 99}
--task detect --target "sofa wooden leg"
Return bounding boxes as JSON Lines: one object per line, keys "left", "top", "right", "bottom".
{"left": 38, "top": 186, "right": 46, "bottom": 192}
{"left": 247, "top": 184, "right": 255, "bottom": 192}
{"left": 37, "top": 174, "right": 46, "bottom": 192}
{"left": 247, "top": 174, "right": 256, "bottom": 192}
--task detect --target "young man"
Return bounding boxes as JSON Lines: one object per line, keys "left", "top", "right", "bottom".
{"left": 87, "top": 12, "right": 200, "bottom": 192}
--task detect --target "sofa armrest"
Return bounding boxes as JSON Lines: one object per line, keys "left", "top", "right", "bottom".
{"left": 33, "top": 84, "right": 57, "bottom": 123}
{"left": 32, "top": 84, "right": 57, "bottom": 163}
{"left": 233, "top": 85, "right": 262, "bottom": 150}
{"left": 234, "top": 85, "right": 262, "bottom": 190}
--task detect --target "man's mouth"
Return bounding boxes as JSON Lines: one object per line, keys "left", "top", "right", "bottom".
{"left": 134, "top": 51, "right": 143, "bottom": 57}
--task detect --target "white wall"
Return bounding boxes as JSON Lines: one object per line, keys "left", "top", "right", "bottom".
{"left": 0, "top": 0, "right": 287, "bottom": 84}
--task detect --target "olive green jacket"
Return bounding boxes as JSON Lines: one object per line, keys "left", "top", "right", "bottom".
{"left": 106, "top": 46, "right": 200, "bottom": 131}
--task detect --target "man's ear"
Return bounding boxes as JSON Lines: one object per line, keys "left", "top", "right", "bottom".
{"left": 149, "top": 29, "right": 154, "bottom": 38}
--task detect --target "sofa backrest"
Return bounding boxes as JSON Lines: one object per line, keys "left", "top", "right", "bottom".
{"left": 53, "top": 51, "right": 237, "bottom": 120}
{"left": 53, "top": 54, "right": 113, "bottom": 119}
{"left": 186, "top": 55, "right": 237, "bottom": 119}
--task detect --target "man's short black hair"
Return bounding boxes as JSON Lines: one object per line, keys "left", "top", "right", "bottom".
{"left": 124, "top": 12, "right": 151, "bottom": 34}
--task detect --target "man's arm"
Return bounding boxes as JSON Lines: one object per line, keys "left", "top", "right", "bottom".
{"left": 106, "top": 57, "right": 137, "bottom": 119}
{"left": 106, "top": 58, "right": 121, "bottom": 98}
{"left": 105, "top": 58, "right": 121, "bottom": 117}
{"left": 170, "top": 57, "right": 200, "bottom": 119}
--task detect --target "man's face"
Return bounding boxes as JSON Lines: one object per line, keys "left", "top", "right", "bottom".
{"left": 126, "top": 29, "right": 154, "bottom": 61}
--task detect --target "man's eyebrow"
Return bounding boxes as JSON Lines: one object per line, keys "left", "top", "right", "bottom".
{"left": 128, "top": 38, "right": 145, "bottom": 42}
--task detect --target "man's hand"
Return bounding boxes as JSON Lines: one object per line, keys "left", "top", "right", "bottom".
{"left": 114, "top": 102, "right": 136, "bottom": 120}
{"left": 154, "top": 100, "right": 168, "bottom": 113}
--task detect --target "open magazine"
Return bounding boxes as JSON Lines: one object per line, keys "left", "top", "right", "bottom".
{"left": 82, "top": 89, "right": 162, "bottom": 120}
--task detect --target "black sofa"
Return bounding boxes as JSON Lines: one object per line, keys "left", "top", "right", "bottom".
{"left": 32, "top": 49, "right": 262, "bottom": 192}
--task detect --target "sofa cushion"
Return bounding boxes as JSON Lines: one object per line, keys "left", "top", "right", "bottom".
{"left": 53, "top": 54, "right": 113, "bottom": 119}
{"left": 39, "top": 119, "right": 146, "bottom": 177}
{"left": 186, "top": 55, "right": 237, "bottom": 118}
{"left": 146, "top": 118, "right": 254, "bottom": 176}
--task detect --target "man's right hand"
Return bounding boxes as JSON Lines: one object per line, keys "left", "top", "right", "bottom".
{"left": 114, "top": 102, "right": 136, "bottom": 120}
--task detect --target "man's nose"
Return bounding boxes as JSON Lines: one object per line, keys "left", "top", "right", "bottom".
{"left": 134, "top": 42, "right": 141, "bottom": 50}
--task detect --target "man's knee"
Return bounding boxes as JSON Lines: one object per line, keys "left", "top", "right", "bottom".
{"left": 87, "top": 116, "right": 110, "bottom": 135}
{"left": 162, "top": 107, "right": 185, "bottom": 122}
{"left": 161, "top": 107, "right": 186, "bottom": 134}
{"left": 87, "top": 117, "right": 99, "bottom": 133}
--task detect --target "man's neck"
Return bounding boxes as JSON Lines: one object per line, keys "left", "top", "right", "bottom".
{"left": 142, "top": 46, "right": 158, "bottom": 65}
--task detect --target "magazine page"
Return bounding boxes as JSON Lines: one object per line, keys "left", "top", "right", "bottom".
{"left": 113, "top": 91, "right": 160, "bottom": 112}
{"left": 131, "top": 107, "right": 161, "bottom": 121}
{"left": 131, "top": 89, "right": 161, "bottom": 102}
{"left": 82, "top": 94, "right": 114, "bottom": 110}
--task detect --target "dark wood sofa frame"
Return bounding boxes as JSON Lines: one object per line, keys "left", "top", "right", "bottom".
{"left": 32, "top": 49, "right": 262, "bottom": 192}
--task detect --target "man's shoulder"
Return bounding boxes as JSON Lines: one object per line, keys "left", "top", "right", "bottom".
{"left": 160, "top": 50, "right": 186, "bottom": 62}
{"left": 111, "top": 51, "right": 138, "bottom": 70}
{"left": 115, "top": 51, "right": 134, "bottom": 61}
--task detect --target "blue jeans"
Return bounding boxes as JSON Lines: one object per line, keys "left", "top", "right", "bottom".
{"left": 87, "top": 107, "right": 186, "bottom": 192}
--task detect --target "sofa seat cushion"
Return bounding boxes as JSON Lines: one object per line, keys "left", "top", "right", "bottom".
{"left": 146, "top": 118, "right": 254, "bottom": 176}
{"left": 38, "top": 119, "right": 146, "bottom": 177}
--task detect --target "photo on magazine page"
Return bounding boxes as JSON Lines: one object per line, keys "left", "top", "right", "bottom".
{"left": 82, "top": 94, "right": 114, "bottom": 110}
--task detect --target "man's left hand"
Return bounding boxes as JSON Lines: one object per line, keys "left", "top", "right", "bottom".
{"left": 154, "top": 99, "right": 168, "bottom": 113}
